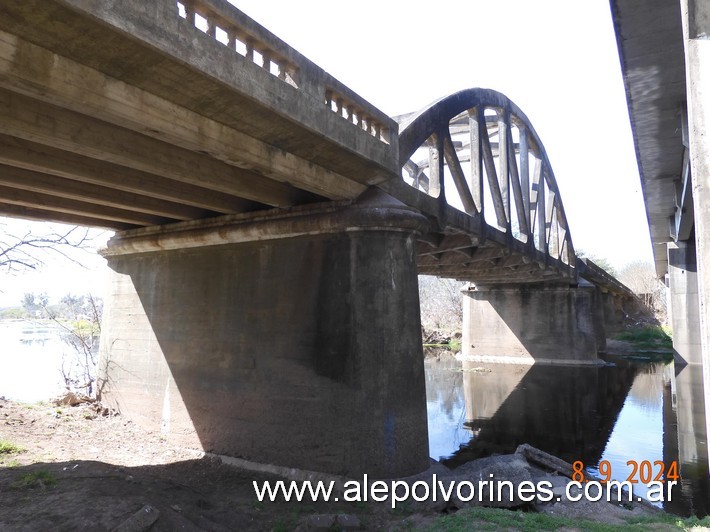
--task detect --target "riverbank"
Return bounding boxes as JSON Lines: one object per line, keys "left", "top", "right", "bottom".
{"left": 1, "top": 398, "right": 708, "bottom": 530}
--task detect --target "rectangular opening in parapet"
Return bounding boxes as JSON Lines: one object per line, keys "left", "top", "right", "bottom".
{"left": 252, "top": 49, "right": 263, "bottom": 67}
{"left": 194, "top": 13, "right": 208, "bottom": 33}
{"left": 234, "top": 39, "right": 247, "bottom": 56}
{"left": 215, "top": 27, "right": 229, "bottom": 45}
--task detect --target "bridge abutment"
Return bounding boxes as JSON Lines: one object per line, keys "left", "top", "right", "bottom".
{"left": 97, "top": 190, "right": 430, "bottom": 478}
{"left": 460, "top": 282, "right": 604, "bottom": 364}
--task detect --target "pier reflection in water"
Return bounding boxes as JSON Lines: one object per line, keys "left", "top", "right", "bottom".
{"left": 424, "top": 351, "right": 710, "bottom": 517}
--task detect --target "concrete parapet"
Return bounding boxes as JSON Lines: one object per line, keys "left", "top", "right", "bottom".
{"left": 461, "top": 282, "right": 604, "bottom": 365}
{"left": 98, "top": 190, "right": 430, "bottom": 478}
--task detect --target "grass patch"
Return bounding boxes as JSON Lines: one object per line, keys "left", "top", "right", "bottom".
{"left": 12, "top": 470, "right": 57, "bottom": 489}
{"left": 0, "top": 439, "right": 24, "bottom": 455}
{"left": 614, "top": 326, "right": 672, "bottom": 349}
{"left": 428, "top": 506, "right": 710, "bottom": 531}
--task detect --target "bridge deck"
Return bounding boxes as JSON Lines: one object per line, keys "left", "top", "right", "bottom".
{"left": 0, "top": 0, "right": 634, "bottom": 293}
{"left": 0, "top": 0, "right": 397, "bottom": 229}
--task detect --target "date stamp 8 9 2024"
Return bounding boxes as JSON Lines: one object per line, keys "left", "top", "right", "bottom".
{"left": 572, "top": 460, "right": 679, "bottom": 484}
{"left": 563, "top": 459, "right": 680, "bottom": 504}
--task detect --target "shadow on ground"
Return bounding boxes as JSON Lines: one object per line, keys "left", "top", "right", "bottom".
{"left": 0, "top": 457, "right": 386, "bottom": 531}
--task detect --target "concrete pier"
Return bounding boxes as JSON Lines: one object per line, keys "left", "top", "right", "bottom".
{"left": 97, "top": 190, "right": 431, "bottom": 478}
{"left": 461, "top": 282, "right": 604, "bottom": 365}
{"left": 681, "top": 0, "right": 710, "bottom": 458}
{"left": 668, "top": 241, "right": 702, "bottom": 365}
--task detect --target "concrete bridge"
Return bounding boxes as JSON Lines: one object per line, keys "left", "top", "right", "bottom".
{"left": 612, "top": 0, "right": 710, "bottom": 464}
{"left": 0, "top": 0, "right": 637, "bottom": 477}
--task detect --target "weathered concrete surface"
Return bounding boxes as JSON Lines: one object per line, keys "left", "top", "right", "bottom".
{"left": 600, "top": 290, "right": 626, "bottom": 335}
{"left": 0, "top": 0, "right": 398, "bottom": 229}
{"left": 681, "top": 0, "right": 710, "bottom": 453}
{"left": 460, "top": 282, "right": 604, "bottom": 364}
{"left": 668, "top": 241, "right": 702, "bottom": 365}
{"left": 98, "top": 191, "right": 430, "bottom": 478}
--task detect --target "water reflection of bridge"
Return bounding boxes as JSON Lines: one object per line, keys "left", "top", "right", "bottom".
{"left": 443, "top": 361, "right": 638, "bottom": 469}
{"left": 425, "top": 354, "right": 709, "bottom": 516}
{"left": 665, "top": 365, "right": 710, "bottom": 517}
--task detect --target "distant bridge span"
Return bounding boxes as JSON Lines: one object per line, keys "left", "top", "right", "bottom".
{"left": 0, "top": 0, "right": 637, "bottom": 478}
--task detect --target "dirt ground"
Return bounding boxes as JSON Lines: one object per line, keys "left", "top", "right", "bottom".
{"left": 0, "top": 397, "right": 443, "bottom": 531}
{"left": 0, "top": 396, "right": 692, "bottom": 531}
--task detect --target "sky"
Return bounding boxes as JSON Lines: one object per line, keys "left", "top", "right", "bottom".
{"left": 0, "top": 0, "right": 654, "bottom": 307}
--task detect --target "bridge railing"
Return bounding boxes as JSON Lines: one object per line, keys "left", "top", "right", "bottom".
{"left": 399, "top": 89, "right": 575, "bottom": 269}
{"left": 176, "top": 0, "right": 394, "bottom": 145}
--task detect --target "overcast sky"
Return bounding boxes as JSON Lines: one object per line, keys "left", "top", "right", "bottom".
{"left": 0, "top": 1, "right": 653, "bottom": 307}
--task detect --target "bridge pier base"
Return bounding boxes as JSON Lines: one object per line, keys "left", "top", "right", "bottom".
{"left": 461, "top": 282, "right": 604, "bottom": 364}
{"left": 97, "top": 190, "right": 430, "bottom": 478}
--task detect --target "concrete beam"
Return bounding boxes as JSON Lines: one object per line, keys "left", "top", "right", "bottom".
{"left": 0, "top": 28, "right": 367, "bottom": 202}
{"left": 0, "top": 135, "right": 257, "bottom": 216}
{"left": 0, "top": 88, "right": 317, "bottom": 208}
{"left": 0, "top": 0, "right": 399, "bottom": 183}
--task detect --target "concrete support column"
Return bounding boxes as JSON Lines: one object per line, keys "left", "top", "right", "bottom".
{"left": 460, "top": 282, "right": 604, "bottom": 365}
{"left": 97, "top": 190, "right": 430, "bottom": 478}
{"left": 668, "top": 241, "right": 702, "bottom": 365}
{"left": 681, "top": 0, "right": 710, "bottom": 449}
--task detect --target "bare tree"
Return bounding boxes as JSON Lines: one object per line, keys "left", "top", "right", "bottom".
{"left": 617, "top": 260, "right": 667, "bottom": 320}
{"left": 33, "top": 293, "right": 103, "bottom": 398}
{"left": 419, "top": 275, "right": 466, "bottom": 331}
{"left": 0, "top": 222, "right": 93, "bottom": 273}
{"left": 56, "top": 294, "right": 102, "bottom": 397}
{"left": 1, "top": 219, "right": 106, "bottom": 398}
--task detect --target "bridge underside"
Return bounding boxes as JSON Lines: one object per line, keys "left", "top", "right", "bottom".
{"left": 0, "top": 1, "right": 397, "bottom": 229}
{"left": 0, "top": 0, "right": 639, "bottom": 477}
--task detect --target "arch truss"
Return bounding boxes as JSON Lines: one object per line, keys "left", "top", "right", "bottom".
{"left": 399, "top": 89, "right": 576, "bottom": 282}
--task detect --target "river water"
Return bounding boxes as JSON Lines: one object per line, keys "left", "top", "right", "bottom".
{"left": 425, "top": 350, "right": 710, "bottom": 517}
{"left": 2, "top": 321, "right": 709, "bottom": 516}
{"left": 0, "top": 321, "right": 67, "bottom": 402}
